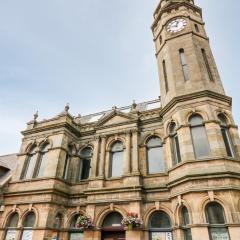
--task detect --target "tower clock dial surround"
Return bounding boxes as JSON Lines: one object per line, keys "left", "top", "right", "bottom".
{"left": 166, "top": 18, "right": 187, "bottom": 33}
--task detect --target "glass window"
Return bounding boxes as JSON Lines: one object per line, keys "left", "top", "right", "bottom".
{"left": 195, "top": 24, "right": 199, "bottom": 32}
{"left": 22, "top": 147, "right": 38, "bottom": 180}
{"left": 169, "top": 123, "right": 181, "bottom": 165}
{"left": 201, "top": 48, "right": 214, "bottom": 82}
{"left": 54, "top": 213, "right": 63, "bottom": 229}
{"left": 179, "top": 49, "right": 190, "bottom": 81}
{"left": 189, "top": 115, "right": 210, "bottom": 158}
{"left": 147, "top": 137, "right": 165, "bottom": 174}
{"left": 182, "top": 207, "right": 192, "bottom": 240}
{"left": 109, "top": 142, "right": 124, "bottom": 178}
{"left": 21, "top": 212, "right": 36, "bottom": 240}
{"left": 205, "top": 202, "right": 230, "bottom": 240}
{"left": 103, "top": 212, "right": 123, "bottom": 228}
{"left": 5, "top": 213, "right": 19, "bottom": 240}
{"left": 78, "top": 147, "right": 92, "bottom": 181}
{"left": 218, "top": 115, "right": 234, "bottom": 157}
{"left": 69, "top": 215, "right": 83, "bottom": 240}
{"left": 162, "top": 60, "right": 169, "bottom": 92}
{"left": 35, "top": 144, "right": 50, "bottom": 178}
{"left": 149, "top": 211, "right": 172, "bottom": 240}
{"left": 63, "top": 147, "right": 72, "bottom": 181}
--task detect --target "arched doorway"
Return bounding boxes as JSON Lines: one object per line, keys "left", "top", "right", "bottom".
{"left": 101, "top": 212, "right": 125, "bottom": 240}
{"left": 148, "top": 211, "right": 173, "bottom": 240}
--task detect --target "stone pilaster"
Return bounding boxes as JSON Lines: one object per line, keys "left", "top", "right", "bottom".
{"left": 131, "top": 130, "right": 140, "bottom": 174}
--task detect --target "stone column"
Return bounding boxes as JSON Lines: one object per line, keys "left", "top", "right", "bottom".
{"left": 191, "top": 226, "right": 210, "bottom": 240}
{"left": 91, "top": 136, "right": 100, "bottom": 178}
{"left": 99, "top": 136, "right": 107, "bottom": 177}
{"left": 228, "top": 225, "right": 240, "bottom": 240}
{"left": 132, "top": 130, "right": 140, "bottom": 174}
{"left": 123, "top": 131, "right": 131, "bottom": 175}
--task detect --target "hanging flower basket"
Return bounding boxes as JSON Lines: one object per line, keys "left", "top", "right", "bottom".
{"left": 121, "top": 212, "right": 143, "bottom": 230}
{"left": 75, "top": 214, "right": 94, "bottom": 230}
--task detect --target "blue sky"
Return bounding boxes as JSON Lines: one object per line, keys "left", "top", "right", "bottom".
{"left": 0, "top": 0, "right": 239, "bottom": 155}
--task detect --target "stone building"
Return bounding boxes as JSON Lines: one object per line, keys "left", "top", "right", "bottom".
{"left": 0, "top": 0, "right": 240, "bottom": 240}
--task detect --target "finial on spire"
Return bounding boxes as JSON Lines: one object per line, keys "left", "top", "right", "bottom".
{"left": 131, "top": 100, "right": 137, "bottom": 112}
{"left": 33, "top": 111, "right": 38, "bottom": 121}
{"left": 64, "top": 103, "right": 70, "bottom": 113}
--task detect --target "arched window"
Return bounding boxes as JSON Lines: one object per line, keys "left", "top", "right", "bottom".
{"left": 182, "top": 207, "right": 192, "bottom": 240}
{"left": 21, "top": 212, "right": 36, "bottom": 240}
{"left": 69, "top": 214, "right": 83, "bottom": 240}
{"left": 218, "top": 114, "right": 234, "bottom": 157}
{"left": 22, "top": 146, "right": 38, "bottom": 180}
{"left": 148, "top": 211, "right": 172, "bottom": 240}
{"left": 53, "top": 213, "right": 63, "bottom": 240}
{"left": 205, "top": 202, "right": 230, "bottom": 240}
{"left": 5, "top": 213, "right": 19, "bottom": 240}
{"left": 109, "top": 141, "right": 124, "bottom": 178}
{"left": 63, "top": 147, "right": 72, "bottom": 181}
{"left": 102, "top": 212, "right": 125, "bottom": 240}
{"left": 189, "top": 114, "right": 210, "bottom": 158}
{"left": 179, "top": 49, "right": 190, "bottom": 81}
{"left": 78, "top": 147, "right": 93, "bottom": 181}
{"left": 147, "top": 137, "right": 165, "bottom": 174}
{"left": 169, "top": 123, "right": 181, "bottom": 165}
{"left": 35, "top": 143, "right": 50, "bottom": 178}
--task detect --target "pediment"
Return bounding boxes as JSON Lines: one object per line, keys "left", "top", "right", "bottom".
{"left": 96, "top": 110, "right": 137, "bottom": 127}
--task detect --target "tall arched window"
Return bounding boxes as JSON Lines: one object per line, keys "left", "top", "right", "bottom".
{"left": 179, "top": 49, "right": 190, "bottom": 81}
{"left": 102, "top": 212, "right": 125, "bottom": 240}
{"left": 147, "top": 137, "right": 165, "bottom": 174}
{"left": 148, "top": 211, "right": 172, "bottom": 240}
{"left": 53, "top": 213, "right": 63, "bottom": 240}
{"left": 35, "top": 143, "right": 50, "bottom": 178}
{"left": 109, "top": 141, "right": 124, "bottom": 178}
{"left": 21, "top": 212, "right": 36, "bottom": 240}
{"left": 78, "top": 147, "right": 93, "bottom": 181}
{"left": 182, "top": 207, "right": 192, "bottom": 240}
{"left": 169, "top": 123, "right": 181, "bottom": 165}
{"left": 5, "top": 212, "right": 19, "bottom": 240}
{"left": 69, "top": 214, "right": 83, "bottom": 240}
{"left": 189, "top": 114, "right": 210, "bottom": 159}
{"left": 22, "top": 146, "right": 38, "bottom": 180}
{"left": 218, "top": 114, "right": 234, "bottom": 157}
{"left": 205, "top": 202, "right": 230, "bottom": 240}
{"left": 63, "top": 147, "right": 72, "bottom": 181}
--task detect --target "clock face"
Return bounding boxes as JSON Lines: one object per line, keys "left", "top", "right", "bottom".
{"left": 166, "top": 18, "right": 187, "bottom": 33}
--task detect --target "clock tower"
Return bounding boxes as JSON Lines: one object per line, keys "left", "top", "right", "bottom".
{"left": 152, "top": 0, "right": 225, "bottom": 107}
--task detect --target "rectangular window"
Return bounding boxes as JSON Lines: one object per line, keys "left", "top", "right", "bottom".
{"left": 63, "top": 154, "right": 70, "bottom": 180}
{"left": 5, "top": 230, "right": 17, "bottom": 240}
{"left": 221, "top": 128, "right": 234, "bottom": 157}
{"left": 202, "top": 49, "right": 214, "bottom": 81}
{"left": 209, "top": 227, "right": 229, "bottom": 240}
{"left": 184, "top": 229, "right": 192, "bottom": 240}
{"left": 179, "top": 49, "right": 190, "bottom": 81}
{"left": 36, "top": 153, "right": 47, "bottom": 178}
{"left": 25, "top": 154, "right": 38, "bottom": 179}
{"left": 162, "top": 60, "right": 169, "bottom": 92}
{"left": 195, "top": 24, "right": 200, "bottom": 32}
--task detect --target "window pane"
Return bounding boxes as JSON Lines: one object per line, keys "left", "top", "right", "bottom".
{"left": 209, "top": 228, "right": 229, "bottom": 240}
{"left": 5, "top": 230, "right": 17, "bottom": 240}
{"left": 111, "top": 142, "right": 123, "bottom": 152}
{"left": 7, "top": 213, "right": 19, "bottom": 228}
{"left": 36, "top": 152, "right": 47, "bottom": 178}
{"left": 25, "top": 154, "right": 38, "bottom": 179}
{"left": 189, "top": 115, "right": 203, "bottom": 126}
{"left": 184, "top": 229, "right": 192, "bottom": 240}
{"left": 147, "top": 137, "right": 162, "bottom": 147}
{"left": 163, "top": 60, "right": 169, "bottom": 92}
{"left": 69, "top": 232, "right": 84, "bottom": 240}
{"left": 202, "top": 49, "right": 214, "bottom": 82}
{"left": 103, "top": 212, "right": 123, "bottom": 228}
{"left": 150, "top": 232, "right": 173, "bottom": 240}
{"left": 221, "top": 128, "right": 234, "bottom": 157}
{"left": 191, "top": 126, "right": 210, "bottom": 158}
{"left": 70, "top": 215, "right": 79, "bottom": 228}
{"left": 182, "top": 207, "right": 190, "bottom": 226}
{"left": 148, "top": 147, "right": 164, "bottom": 174}
{"left": 206, "top": 203, "right": 225, "bottom": 224}
{"left": 21, "top": 230, "right": 33, "bottom": 240}
{"left": 81, "top": 158, "right": 91, "bottom": 180}
{"left": 149, "top": 211, "right": 171, "bottom": 229}
{"left": 80, "top": 147, "right": 92, "bottom": 158}
{"left": 183, "top": 65, "right": 190, "bottom": 81}
{"left": 63, "top": 154, "right": 70, "bottom": 180}
{"left": 173, "top": 136, "right": 181, "bottom": 164}
{"left": 23, "top": 212, "right": 36, "bottom": 228}
{"left": 110, "top": 152, "right": 123, "bottom": 177}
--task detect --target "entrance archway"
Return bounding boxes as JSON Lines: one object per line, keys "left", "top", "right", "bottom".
{"left": 101, "top": 212, "right": 125, "bottom": 240}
